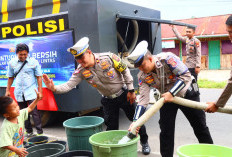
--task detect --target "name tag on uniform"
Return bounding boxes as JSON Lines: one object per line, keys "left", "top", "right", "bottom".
{"left": 145, "top": 74, "right": 155, "bottom": 84}
{"left": 100, "top": 61, "right": 110, "bottom": 70}
{"left": 82, "top": 70, "right": 93, "bottom": 78}
{"left": 107, "top": 70, "right": 115, "bottom": 79}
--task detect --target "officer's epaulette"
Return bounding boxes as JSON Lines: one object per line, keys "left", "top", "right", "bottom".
{"left": 193, "top": 36, "right": 199, "bottom": 41}
{"left": 73, "top": 64, "right": 84, "bottom": 74}
{"left": 95, "top": 52, "right": 111, "bottom": 62}
{"left": 137, "top": 70, "right": 144, "bottom": 79}
{"left": 157, "top": 52, "right": 176, "bottom": 61}
{"left": 193, "top": 37, "right": 200, "bottom": 47}
{"left": 157, "top": 52, "right": 167, "bottom": 60}
{"left": 98, "top": 52, "right": 111, "bottom": 57}
{"left": 109, "top": 53, "right": 127, "bottom": 72}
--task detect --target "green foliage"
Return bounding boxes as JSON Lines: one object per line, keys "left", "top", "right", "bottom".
{"left": 198, "top": 79, "right": 227, "bottom": 89}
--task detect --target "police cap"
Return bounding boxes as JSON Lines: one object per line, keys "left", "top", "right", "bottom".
{"left": 67, "top": 37, "right": 89, "bottom": 58}
{"left": 127, "top": 40, "right": 148, "bottom": 67}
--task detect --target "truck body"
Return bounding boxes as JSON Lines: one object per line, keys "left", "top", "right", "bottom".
{"left": 0, "top": 0, "right": 163, "bottom": 125}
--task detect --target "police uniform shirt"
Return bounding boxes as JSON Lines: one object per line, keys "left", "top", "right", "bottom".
{"left": 54, "top": 52, "right": 134, "bottom": 97}
{"left": 216, "top": 70, "right": 232, "bottom": 107}
{"left": 172, "top": 27, "right": 201, "bottom": 68}
{"left": 138, "top": 52, "right": 192, "bottom": 107}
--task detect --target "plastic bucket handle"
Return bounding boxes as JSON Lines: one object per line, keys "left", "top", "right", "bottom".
{"left": 99, "top": 146, "right": 111, "bottom": 153}
{"left": 28, "top": 139, "right": 48, "bottom": 145}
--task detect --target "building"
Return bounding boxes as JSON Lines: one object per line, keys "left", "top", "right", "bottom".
{"left": 161, "top": 14, "right": 232, "bottom": 70}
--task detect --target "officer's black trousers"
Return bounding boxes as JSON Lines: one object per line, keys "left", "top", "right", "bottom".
{"left": 101, "top": 90, "right": 148, "bottom": 144}
{"left": 159, "top": 94, "right": 213, "bottom": 157}
{"left": 189, "top": 68, "right": 198, "bottom": 81}
{"left": 18, "top": 99, "right": 43, "bottom": 134}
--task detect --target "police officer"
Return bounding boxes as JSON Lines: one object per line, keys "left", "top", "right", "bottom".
{"left": 42, "top": 37, "right": 151, "bottom": 155}
{"left": 170, "top": 25, "right": 201, "bottom": 81}
{"left": 205, "top": 15, "right": 232, "bottom": 113}
{"left": 205, "top": 71, "right": 232, "bottom": 113}
{"left": 127, "top": 41, "right": 213, "bottom": 157}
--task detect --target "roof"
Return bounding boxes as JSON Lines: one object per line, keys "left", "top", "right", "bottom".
{"left": 161, "top": 14, "right": 231, "bottom": 39}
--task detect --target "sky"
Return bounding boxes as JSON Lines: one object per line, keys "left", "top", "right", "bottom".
{"left": 118, "top": 0, "right": 232, "bottom": 20}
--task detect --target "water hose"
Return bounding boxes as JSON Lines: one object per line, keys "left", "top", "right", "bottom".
{"left": 130, "top": 97, "right": 165, "bottom": 135}
{"left": 119, "top": 96, "right": 232, "bottom": 143}
{"left": 118, "top": 98, "right": 165, "bottom": 144}
{"left": 172, "top": 97, "right": 232, "bottom": 114}
{"left": 117, "top": 20, "right": 139, "bottom": 53}
{"left": 116, "top": 19, "right": 139, "bottom": 68}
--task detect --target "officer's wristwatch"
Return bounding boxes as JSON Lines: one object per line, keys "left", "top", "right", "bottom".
{"left": 128, "top": 89, "right": 135, "bottom": 93}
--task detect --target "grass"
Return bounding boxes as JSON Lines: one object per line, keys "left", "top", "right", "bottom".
{"left": 198, "top": 79, "right": 227, "bottom": 89}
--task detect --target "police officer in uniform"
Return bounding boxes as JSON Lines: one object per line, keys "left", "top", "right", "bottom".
{"left": 205, "top": 15, "right": 232, "bottom": 113}
{"left": 170, "top": 25, "right": 201, "bottom": 81}
{"left": 42, "top": 37, "right": 151, "bottom": 155}
{"left": 127, "top": 41, "right": 213, "bottom": 157}
{"left": 205, "top": 70, "right": 232, "bottom": 113}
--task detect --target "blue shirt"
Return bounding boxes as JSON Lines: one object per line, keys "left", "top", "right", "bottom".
{"left": 7, "top": 57, "right": 42, "bottom": 102}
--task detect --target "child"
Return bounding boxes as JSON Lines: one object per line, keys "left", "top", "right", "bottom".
{"left": 0, "top": 89, "right": 40, "bottom": 157}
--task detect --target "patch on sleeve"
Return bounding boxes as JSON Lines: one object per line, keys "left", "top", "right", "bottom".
{"left": 167, "top": 57, "right": 177, "bottom": 68}
{"left": 100, "top": 60, "right": 110, "bottom": 70}
{"left": 82, "top": 70, "right": 93, "bottom": 79}
{"left": 88, "top": 80, "right": 97, "bottom": 88}
{"left": 110, "top": 54, "right": 127, "bottom": 72}
{"left": 112, "top": 54, "right": 120, "bottom": 62}
{"left": 190, "top": 41, "right": 194, "bottom": 45}
{"left": 107, "top": 70, "right": 115, "bottom": 79}
{"left": 165, "top": 55, "right": 188, "bottom": 76}
{"left": 145, "top": 74, "right": 155, "bottom": 85}
{"left": 156, "top": 60, "right": 162, "bottom": 68}
{"left": 96, "top": 58, "right": 100, "bottom": 64}
{"left": 73, "top": 69, "right": 80, "bottom": 74}
{"left": 195, "top": 40, "right": 200, "bottom": 47}
{"left": 139, "top": 79, "right": 143, "bottom": 86}
{"left": 168, "top": 74, "right": 176, "bottom": 80}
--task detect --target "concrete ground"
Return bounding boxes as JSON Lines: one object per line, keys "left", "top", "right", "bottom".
{"left": 1, "top": 87, "right": 232, "bottom": 157}
{"left": 0, "top": 70, "right": 231, "bottom": 157}
{"left": 198, "top": 69, "right": 231, "bottom": 82}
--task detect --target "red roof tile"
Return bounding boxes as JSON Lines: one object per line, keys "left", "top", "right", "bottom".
{"left": 161, "top": 14, "right": 231, "bottom": 39}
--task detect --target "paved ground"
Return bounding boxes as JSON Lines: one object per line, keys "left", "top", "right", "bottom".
{"left": 1, "top": 88, "right": 232, "bottom": 157}
{"left": 0, "top": 70, "right": 231, "bottom": 157}
{"left": 10, "top": 88, "right": 230, "bottom": 157}
{"left": 198, "top": 69, "right": 231, "bottom": 82}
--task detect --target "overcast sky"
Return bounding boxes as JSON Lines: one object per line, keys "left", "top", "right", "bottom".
{"left": 118, "top": 0, "right": 232, "bottom": 20}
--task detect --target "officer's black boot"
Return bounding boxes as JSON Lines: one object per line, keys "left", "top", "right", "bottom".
{"left": 141, "top": 142, "right": 151, "bottom": 155}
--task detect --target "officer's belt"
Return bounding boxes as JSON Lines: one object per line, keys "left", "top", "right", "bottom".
{"left": 104, "top": 86, "right": 127, "bottom": 99}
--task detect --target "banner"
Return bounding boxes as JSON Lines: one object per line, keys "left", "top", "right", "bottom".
{"left": 0, "top": 31, "right": 75, "bottom": 87}
{"left": 0, "top": 13, "right": 69, "bottom": 39}
{"left": 162, "top": 40, "right": 175, "bottom": 48}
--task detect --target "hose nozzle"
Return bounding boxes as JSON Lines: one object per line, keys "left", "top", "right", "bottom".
{"left": 118, "top": 132, "right": 136, "bottom": 144}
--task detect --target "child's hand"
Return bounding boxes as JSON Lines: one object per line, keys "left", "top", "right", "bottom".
{"left": 15, "top": 147, "right": 28, "bottom": 157}
{"left": 34, "top": 89, "right": 42, "bottom": 101}
{"left": 27, "top": 89, "right": 41, "bottom": 113}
